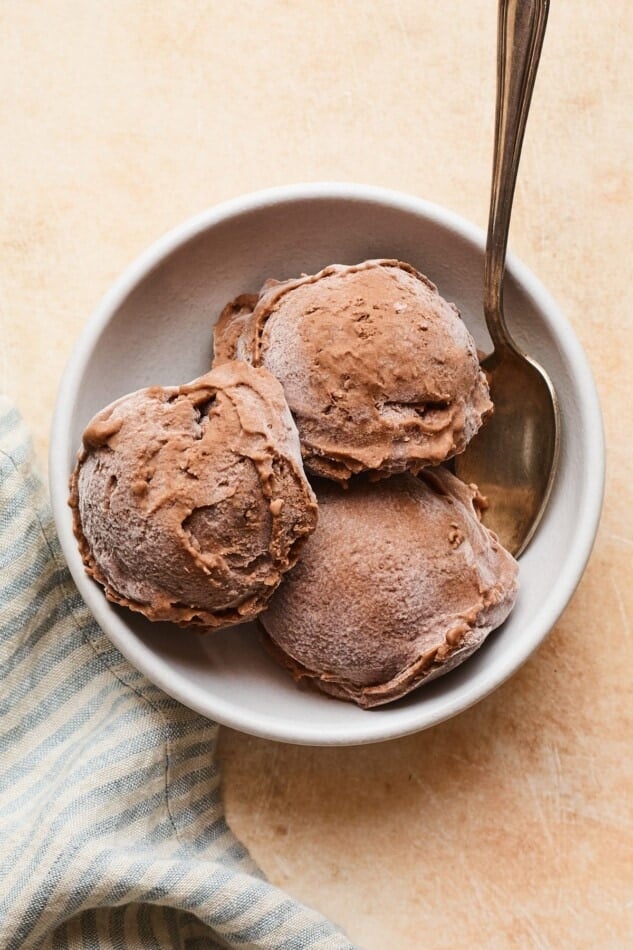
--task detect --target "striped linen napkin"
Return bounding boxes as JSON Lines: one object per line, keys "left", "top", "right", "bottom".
{"left": 0, "top": 398, "right": 357, "bottom": 950}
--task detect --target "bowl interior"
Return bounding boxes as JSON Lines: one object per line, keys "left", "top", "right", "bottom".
{"left": 51, "top": 185, "right": 603, "bottom": 745}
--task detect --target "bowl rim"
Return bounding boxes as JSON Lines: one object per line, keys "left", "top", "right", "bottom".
{"left": 49, "top": 181, "right": 605, "bottom": 745}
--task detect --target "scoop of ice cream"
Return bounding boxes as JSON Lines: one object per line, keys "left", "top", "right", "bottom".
{"left": 260, "top": 468, "right": 518, "bottom": 707}
{"left": 69, "top": 361, "right": 318, "bottom": 628}
{"left": 213, "top": 260, "right": 492, "bottom": 482}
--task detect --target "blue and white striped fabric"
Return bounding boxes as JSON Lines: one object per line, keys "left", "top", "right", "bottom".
{"left": 0, "top": 398, "right": 356, "bottom": 950}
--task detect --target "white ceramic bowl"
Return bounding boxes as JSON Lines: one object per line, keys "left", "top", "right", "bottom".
{"left": 50, "top": 183, "right": 604, "bottom": 746}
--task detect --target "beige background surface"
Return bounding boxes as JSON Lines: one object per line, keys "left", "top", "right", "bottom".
{"left": 2, "top": 1, "right": 632, "bottom": 947}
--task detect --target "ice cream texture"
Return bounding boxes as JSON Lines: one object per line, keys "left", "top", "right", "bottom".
{"left": 260, "top": 468, "right": 519, "bottom": 708}
{"left": 213, "top": 259, "right": 492, "bottom": 482}
{"left": 69, "top": 361, "right": 318, "bottom": 628}
{"left": 69, "top": 255, "right": 519, "bottom": 709}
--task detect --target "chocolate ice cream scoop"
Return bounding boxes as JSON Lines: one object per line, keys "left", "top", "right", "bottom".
{"left": 69, "top": 361, "right": 318, "bottom": 628}
{"left": 260, "top": 468, "right": 518, "bottom": 707}
{"left": 213, "top": 260, "right": 492, "bottom": 482}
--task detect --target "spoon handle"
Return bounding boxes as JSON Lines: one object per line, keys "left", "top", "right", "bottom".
{"left": 485, "top": 0, "right": 549, "bottom": 350}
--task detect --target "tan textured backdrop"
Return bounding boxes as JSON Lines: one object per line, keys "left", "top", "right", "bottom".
{"left": 2, "top": 1, "right": 632, "bottom": 946}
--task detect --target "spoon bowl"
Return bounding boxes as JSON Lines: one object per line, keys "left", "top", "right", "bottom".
{"left": 456, "top": 346, "right": 559, "bottom": 556}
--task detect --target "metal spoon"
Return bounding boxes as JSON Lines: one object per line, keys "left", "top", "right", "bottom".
{"left": 454, "top": 0, "right": 560, "bottom": 557}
